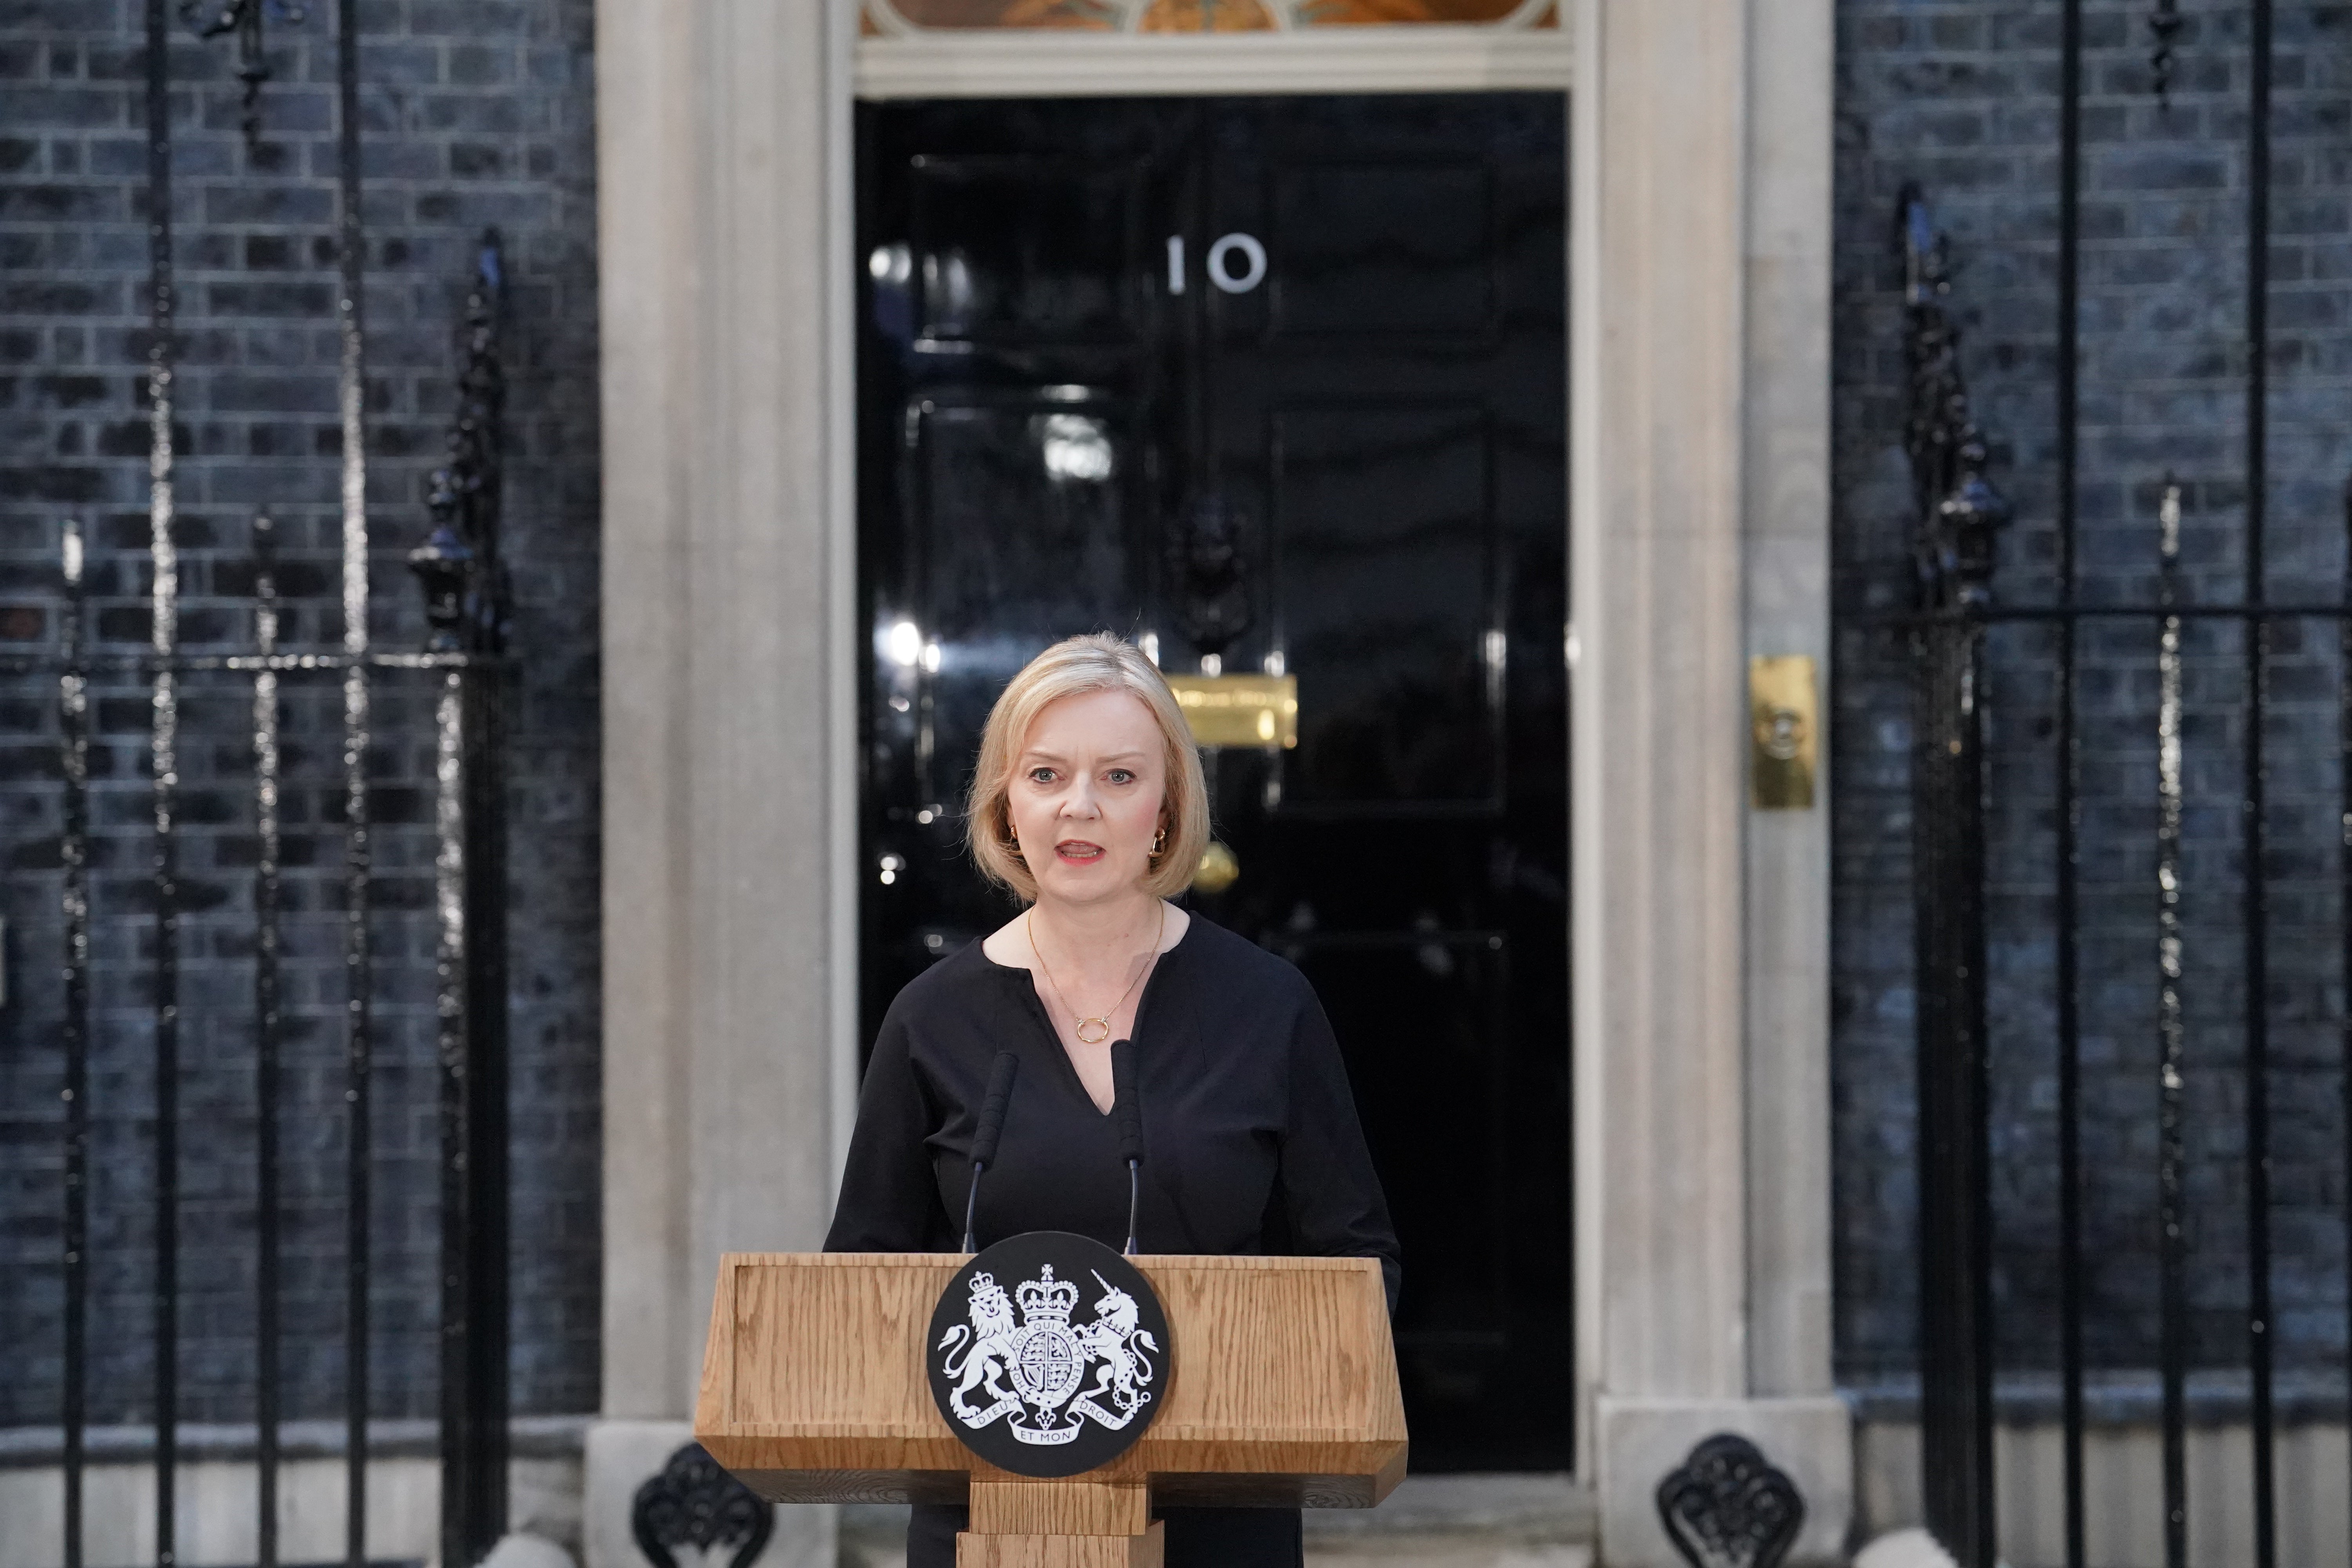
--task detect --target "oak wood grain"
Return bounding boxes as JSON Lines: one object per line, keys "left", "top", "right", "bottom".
{"left": 694, "top": 1252, "right": 1407, "bottom": 1507}
{"left": 969, "top": 1481, "right": 1149, "bottom": 1537}
{"left": 955, "top": 1522, "right": 1165, "bottom": 1568}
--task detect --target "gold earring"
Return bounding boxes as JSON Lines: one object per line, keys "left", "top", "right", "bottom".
{"left": 1149, "top": 826, "right": 1167, "bottom": 858}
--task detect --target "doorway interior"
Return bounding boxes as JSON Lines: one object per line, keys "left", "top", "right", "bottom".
{"left": 855, "top": 93, "right": 1569, "bottom": 1470}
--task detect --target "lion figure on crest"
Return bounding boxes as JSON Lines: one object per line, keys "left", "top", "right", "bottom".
{"left": 935, "top": 1271, "right": 1020, "bottom": 1423}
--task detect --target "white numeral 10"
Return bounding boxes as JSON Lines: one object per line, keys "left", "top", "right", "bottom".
{"left": 1166, "top": 233, "right": 1267, "bottom": 296}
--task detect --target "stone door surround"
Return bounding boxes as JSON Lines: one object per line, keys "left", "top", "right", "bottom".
{"left": 589, "top": 4, "right": 1842, "bottom": 1563}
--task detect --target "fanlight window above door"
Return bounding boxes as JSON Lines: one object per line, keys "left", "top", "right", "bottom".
{"left": 865, "top": 0, "right": 1560, "bottom": 32}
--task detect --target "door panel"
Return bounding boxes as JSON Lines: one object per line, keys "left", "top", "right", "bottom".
{"left": 858, "top": 94, "right": 1569, "bottom": 1470}
{"left": 912, "top": 398, "right": 1136, "bottom": 646}
{"left": 907, "top": 158, "right": 1151, "bottom": 344}
{"left": 906, "top": 395, "right": 1142, "bottom": 807}
{"left": 1270, "top": 403, "right": 1498, "bottom": 809}
{"left": 1267, "top": 162, "right": 1497, "bottom": 340}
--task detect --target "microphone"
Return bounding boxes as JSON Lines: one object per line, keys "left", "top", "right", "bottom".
{"left": 962, "top": 1051, "right": 1020, "bottom": 1253}
{"left": 1110, "top": 1040, "right": 1143, "bottom": 1255}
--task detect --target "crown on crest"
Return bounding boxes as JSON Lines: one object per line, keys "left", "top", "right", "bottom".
{"left": 1017, "top": 1265, "right": 1079, "bottom": 1325}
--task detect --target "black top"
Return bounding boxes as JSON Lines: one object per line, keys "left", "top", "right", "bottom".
{"left": 824, "top": 915, "right": 1401, "bottom": 1568}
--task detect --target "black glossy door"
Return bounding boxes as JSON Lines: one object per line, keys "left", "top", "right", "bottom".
{"left": 858, "top": 95, "right": 1569, "bottom": 1470}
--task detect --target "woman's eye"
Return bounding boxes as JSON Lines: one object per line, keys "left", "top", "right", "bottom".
{"left": 1106, "top": 769, "right": 1134, "bottom": 785}
{"left": 1027, "top": 767, "right": 1056, "bottom": 784}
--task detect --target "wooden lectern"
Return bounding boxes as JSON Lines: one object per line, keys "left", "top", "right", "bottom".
{"left": 695, "top": 1252, "right": 1407, "bottom": 1568}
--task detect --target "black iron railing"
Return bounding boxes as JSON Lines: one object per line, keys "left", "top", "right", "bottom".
{"left": 1880, "top": 2, "right": 2352, "bottom": 1560}
{"left": 1898, "top": 177, "right": 2005, "bottom": 1568}
{"left": 2, "top": 1, "right": 516, "bottom": 1561}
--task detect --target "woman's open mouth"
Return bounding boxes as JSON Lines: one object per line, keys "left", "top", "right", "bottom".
{"left": 1054, "top": 840, "right": 1105, "bottom": 862}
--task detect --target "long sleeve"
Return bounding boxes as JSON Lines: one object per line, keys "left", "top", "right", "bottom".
{"left": 823, "top": 1010, "right": 958, "bottom": 1252}
{"left": 1274, "top": 988, "right": 1403, "bottom": 1313}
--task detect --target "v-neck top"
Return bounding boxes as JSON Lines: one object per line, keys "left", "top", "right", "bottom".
{"left": 823, "top": 914, "right": 1401, "bottom": 1310}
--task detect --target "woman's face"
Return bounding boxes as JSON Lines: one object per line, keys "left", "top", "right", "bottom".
{"left": 1006, "top": 688, "right": 1169, "bottom": 908}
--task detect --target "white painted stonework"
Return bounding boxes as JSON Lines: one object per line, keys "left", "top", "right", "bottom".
{"left": 1593, "top": 1399, "right": 1850, "bottom": 1568}
{"left": 589, "top": 0, "right": 857, "bottom": 1560}
{"left": 1858, "top": 1419, "right": 2352, "bottom": 1566}
{"left": 1569, "top": 0, "right": 1845, "bottom": 1554}
{"left": 1852, "top": 1527, "right": 1958, "bottom": 1568}
{"left": 0, "top": 1453, "right": 583, "bottom": 1568}
{"left": 1304, "top": 1474, "right": 1597, "bottom": 1568}
{"left": 583, "top": 1422, "right": 836, "bottom": 1568}
{"left": 483, "top": 1530, "right": 588, "bottom": 1568}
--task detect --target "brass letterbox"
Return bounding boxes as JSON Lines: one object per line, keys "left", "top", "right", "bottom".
{"left": 1165, "top": 673, "right": 1299, "bottom": 750}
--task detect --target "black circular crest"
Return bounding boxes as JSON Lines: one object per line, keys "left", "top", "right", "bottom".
{"left": 926, "top": 1231, "right": 1172, "bottom": 1479}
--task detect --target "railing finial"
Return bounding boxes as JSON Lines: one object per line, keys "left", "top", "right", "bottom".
{"left": 1896, "top": 184, "right": 2011, "bottom": 613}
{"left": 410, "top": 230, "right": 511, "bottom": 653}
{"left": 183, "top": 0, "right": 308, "bottom": 152}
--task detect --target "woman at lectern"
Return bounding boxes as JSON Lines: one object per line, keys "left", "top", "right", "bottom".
{"left": 825, "top": 632, "right": 1400, "bottom": 1568}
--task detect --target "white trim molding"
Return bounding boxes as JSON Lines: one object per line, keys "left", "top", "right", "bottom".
{"left": 863, "top": 0, "right": 1559, "bottom": 37}
{"left": 1570, "top": 0, "right": 1847, "bottom": 1557}
{"left": 1740, "top": 0, "right": 1836, "bottom": 1406}
{"left": 589, "top": 0, "right": 858, "bottom": 1562}
{"left": 855, "top": 26, "right": 1574, "bottom": 98}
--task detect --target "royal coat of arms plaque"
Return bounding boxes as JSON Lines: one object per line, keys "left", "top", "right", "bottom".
{"left": 926, "top": 1231, "right": 1173, "bottom": 1479}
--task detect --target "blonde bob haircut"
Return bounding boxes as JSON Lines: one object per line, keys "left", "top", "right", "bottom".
{"left": 966, "top": 633, "right": 1209, "bottom": 903}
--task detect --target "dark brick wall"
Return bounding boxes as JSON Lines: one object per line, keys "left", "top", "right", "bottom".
{"left": 1833, "top": 2, "right": 2352, "bottom": 1379}
{"left": 0, "top": 0, "right": 600, "bottom": 1423}
{"left": 7, "top": 0, "right": 2336, "bottom": 1432}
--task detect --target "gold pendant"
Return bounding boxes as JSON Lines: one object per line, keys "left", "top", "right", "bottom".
{"left": 1075, "top": 1016, "right": 1112, "bottom": 1045}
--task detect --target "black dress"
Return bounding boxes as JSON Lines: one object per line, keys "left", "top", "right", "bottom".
{"left": 823, "top": 915, "right": 1401, "bottom": 1568}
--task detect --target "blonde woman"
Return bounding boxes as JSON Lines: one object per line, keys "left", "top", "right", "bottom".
{"left": 826, "top": 633, "right": 1399, "bottom": 1568}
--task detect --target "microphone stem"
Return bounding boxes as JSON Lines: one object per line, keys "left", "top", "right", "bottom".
{"left": 1124, "top": 1158, "right": 1141, "bottom": 1257}
{"left": 962, "top": 1160, "right": 983, "bottom": 1254}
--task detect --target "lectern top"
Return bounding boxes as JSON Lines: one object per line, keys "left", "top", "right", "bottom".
{"left": 695, "top": 1250, "right": 1406, "bottom": 1509}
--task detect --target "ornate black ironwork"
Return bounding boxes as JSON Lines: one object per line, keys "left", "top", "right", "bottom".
{"left": 58, "top": 521, "right": 89, "bottom": 1568}
{"left": 183, "top": 0, "right": 306, "bottom": 151}
{"left": 2052, "top": 12, "right": 2088, "bottom": 1561}
{"left": 2341, "top": 463, "right": 2352, "bottom": 1535}
{"left": 631, "top": 1445, "right": 775, "bottom": 1568}
{"left": 2148, "top": 0, "right": 2184, "bottom": 107}
{"left": 2154, "top": 476, "right": 2191, "bottom": 1567}
{"left": 411, "top": 231, "right": 511, "bottom": 653}
{"left": 1911, "top": 605, "right": 1995, "bottom": 1568}
{"left": 1868, "top": 24, "right": 2325, "bottom": 1567}
{"left": 330, "top": 2, "right": 377, "bottom": 1562}
{"left": 408, "top": 521, "right": 471, "bottom": 648}
{"left": 250, "top": 513, "right": 285, "bottom": 1568}
{"left": 29, "top": 8, "right": 513, "bottom": 1568}
{"left": 1655, "top": 1433, "right": 1805, "bottom": 1568}
{"left": 407, "top": 232, "right": 516, "bottom": 1568}
{"left": 143, "top": 1, "right": 185, "bottom": 1558}
{"left": 1168, "top": 492, "right": 1252, "bottom": 658}
{"left": 2239, "top": 13, "right": 2280, "bottom": 1564}
{"left": 1897, "top": 184, "right": 2011, "bottom": 613}
{"left": 1896, "top": 180, "right": 2000, "bottom": 1568}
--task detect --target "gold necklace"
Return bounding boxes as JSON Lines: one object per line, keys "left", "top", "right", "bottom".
{"left": 1028, "top": 902, "right": 1165, "bottom": 1046}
